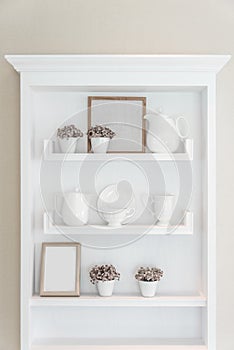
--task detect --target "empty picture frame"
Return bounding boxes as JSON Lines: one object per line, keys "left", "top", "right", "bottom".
{"left": 40, "top": 242, "right": 81, "bottom": 297}
{"left": 88, "top": 96, "right": 146, "bottom": 153}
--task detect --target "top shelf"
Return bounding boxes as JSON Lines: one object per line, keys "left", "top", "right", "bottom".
{"left": 43, "top": 139, "right": 193, "bottom": 161}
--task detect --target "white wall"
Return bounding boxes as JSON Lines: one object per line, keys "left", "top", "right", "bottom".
{"left": 0, "top": 1, "right": 233, "bottom": 349}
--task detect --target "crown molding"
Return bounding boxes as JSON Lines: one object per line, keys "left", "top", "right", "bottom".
{"left": 5, "top": 54, "right": 231, "bottom": 74}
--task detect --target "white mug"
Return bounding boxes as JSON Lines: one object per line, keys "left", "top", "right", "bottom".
{"left": 150, "top": 194, "right": 175, "bottom": 226}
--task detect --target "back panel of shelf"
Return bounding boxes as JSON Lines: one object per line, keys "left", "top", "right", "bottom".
{"left": 31, "top": 307, "right": 203, "bottom": 343}
{"left": 32, "top": 88, "right": 202, "bottom": 292}
{"left": 28, "top": 86, "right": 207, "bottom": 349}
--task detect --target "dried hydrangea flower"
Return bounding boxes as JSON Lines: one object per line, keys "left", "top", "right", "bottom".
{"left": 57, "top": 124, "right": 83, "bottom": 139}
{"left": 89, "top": 264, "right": 120, "bottom": 285}
{"left": 135, "top": 267, "right": 163, "bottom": 282}
{"left": 87, "top": 125, "right": 116, "bottom": 139}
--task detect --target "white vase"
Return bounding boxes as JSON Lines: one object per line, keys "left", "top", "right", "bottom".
{"left": 58, "top": 138, "right": 78, "bottom": 153}
{"left": 138, "top": 281, "right": 159, "bottom": 297}
{"left": 91, "top": 137, "right": 110, "bottom": 153}
{"left": 97, "top": 280, "right": 115, "bottom": 297}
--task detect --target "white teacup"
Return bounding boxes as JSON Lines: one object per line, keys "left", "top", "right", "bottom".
{"left": 103, "top": 208, "right": 135, "bottom": 227}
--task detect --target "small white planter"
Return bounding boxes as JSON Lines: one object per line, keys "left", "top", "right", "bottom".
{"left": 91, "top": 137, "right": 110, "bottom": 153}
{"left": 138, "top": 281, "right": 159, "bottom": 298}
{"left": 97, "top": 280, "right": 115, "bottom": 297}
{"left": 58, "top": 138, "right": 78, "bottom": 153}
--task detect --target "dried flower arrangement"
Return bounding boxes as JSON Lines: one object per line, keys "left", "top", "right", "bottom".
{"left": 57, "top": 125, "right": 83, "bottom": 139}
{"left": 135, "top": 267, "right": 163, "bottom": 282}
{"left": 89, "top": 264, "right": 120, "bottom": 285}
{"left": 87, "top": 125, "right": 116, "bottom": 139}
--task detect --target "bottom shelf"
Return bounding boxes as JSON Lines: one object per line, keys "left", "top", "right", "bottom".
{"left": 31, "top": 338, "right": 206, "bottom": 350}
{"left": 30, "top": 294, "right": 206, "bottom": 307}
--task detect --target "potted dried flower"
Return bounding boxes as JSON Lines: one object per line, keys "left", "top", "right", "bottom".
{"left": 87, "top": 125, "right": 115, "bottom": 153}
{"left": 57, "top": 124, "right": 83, "bottom": 153}
{"left": 135, "top": 267, "right": 163, "bottom": 297}
{"left": 89, "top": 264, "right": 120, "bottom": 297}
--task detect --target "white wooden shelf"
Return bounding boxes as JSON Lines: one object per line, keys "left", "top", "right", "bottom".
{"left": 31, "top": 338, "right": 206, "bottom": 350}
{"left": 7, "top": 54, "right": 227, "bottom": 350}
{"left": 30, "top": 293, "right": 206, "bottom": 308}
{"left": 43, "top": 211, "right": 193, "bottom": 236}
{"left": 43, "top": 139, "right": 193, "bottom": 161}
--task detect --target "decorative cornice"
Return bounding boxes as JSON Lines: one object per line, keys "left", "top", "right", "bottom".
{"left": 5, "top": 54, "right": 231, "bottom": 74}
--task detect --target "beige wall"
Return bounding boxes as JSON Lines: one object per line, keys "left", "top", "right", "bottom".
{"left": 0, "top": 1, "right": 233, "bottom": 349}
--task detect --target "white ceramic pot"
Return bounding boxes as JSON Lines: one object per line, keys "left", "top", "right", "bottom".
{"left": 58, "top": 138, "right": 78, "bottom": 153}
{"left": 58, "top": 137, "right": 77, "bottom": 153}
{"left": 138, "top": 280, "right": 159, "bottom": 297}
{"left": 97, "top": 280, "right": 115, "bottom": 297}
{"left": 102, "top": 208, "right": 135, "bottom": 227}
{"left": 151, "top": 194, "right": 174, "bottom": 226}
{"left": 55, "top": 189, "right": 89, "bottom": 226}
{"left": 91, "top": 137, "right": 110, "bottom": 153}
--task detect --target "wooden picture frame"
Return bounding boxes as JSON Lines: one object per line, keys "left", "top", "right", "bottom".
{"left": 40, "top": 242, "right": 81, "bottom": 297}
{"left": 88, "top": 96, "right": 146, "bottom": 153}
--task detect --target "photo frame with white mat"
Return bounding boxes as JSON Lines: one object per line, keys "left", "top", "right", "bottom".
{"left": 40, "top": 242, "right": 81, "bottom": 297}
{"left": 88, "top": 96, "right": 146, "bottom": 153}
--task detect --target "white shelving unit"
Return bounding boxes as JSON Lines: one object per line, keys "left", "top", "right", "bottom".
{"left": 5, "top": 54, "right": 230, "bottom": 350}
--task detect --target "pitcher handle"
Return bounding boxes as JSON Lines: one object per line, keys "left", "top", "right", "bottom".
{"left": 54, "top": 194, "right": 63, "bottom": 219}
{"left": 141, "top": 194, "right": 156, "bottom": 217}
{"left": 175, "top": 116, "right": 189, "bottom": 139}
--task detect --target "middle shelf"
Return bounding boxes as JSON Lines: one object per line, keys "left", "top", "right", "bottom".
{"left": 30, "top": 293, "right": 206, "bottom": 307}
{"left": 43, "top": 211, "right": 193, "bottom": 235}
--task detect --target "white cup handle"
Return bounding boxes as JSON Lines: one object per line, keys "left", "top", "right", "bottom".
{"left": 176, "top": 116, "right": 189, "bottom": 139}
{"left": 125, "top": 208, "right": 135, "bottom": 219}
{"left": 54, "top": 194, "right": 63, "bottom": 219}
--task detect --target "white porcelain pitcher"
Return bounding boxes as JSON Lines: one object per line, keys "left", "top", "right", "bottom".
{"left": 55, "top": 189, "right": 89, "bottom": 226}
{"left": 144, "top": 112, "right": 189, "bottom": 153}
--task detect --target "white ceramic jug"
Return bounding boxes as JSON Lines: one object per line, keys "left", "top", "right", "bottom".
{"left": 144, "top": 112, "right": 189, "bottom": 153}
{"left": 55, "top": 189, "right": 89, "bottom": 226}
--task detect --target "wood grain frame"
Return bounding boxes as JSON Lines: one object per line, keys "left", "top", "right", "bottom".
{"left": 88, "top": 96, "right": 146, "bottom": 153}
{"left": 40, "top": 242, "right": 81, "bottom": 297}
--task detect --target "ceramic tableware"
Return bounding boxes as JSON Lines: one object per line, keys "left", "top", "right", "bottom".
{"left": 55, "top": 189, "right": 89, "bottom": 226}
{"left": 144, "top": 112, "right": 189, "bottom": 153}
{"left": 102, "top": 207, "right": 135, "bottom": 227}
{"left": 151, "top": 194, "right": 175, "bottom": 226}
{"left": 97, "top": 182, "right": 136, "bottom": 224}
